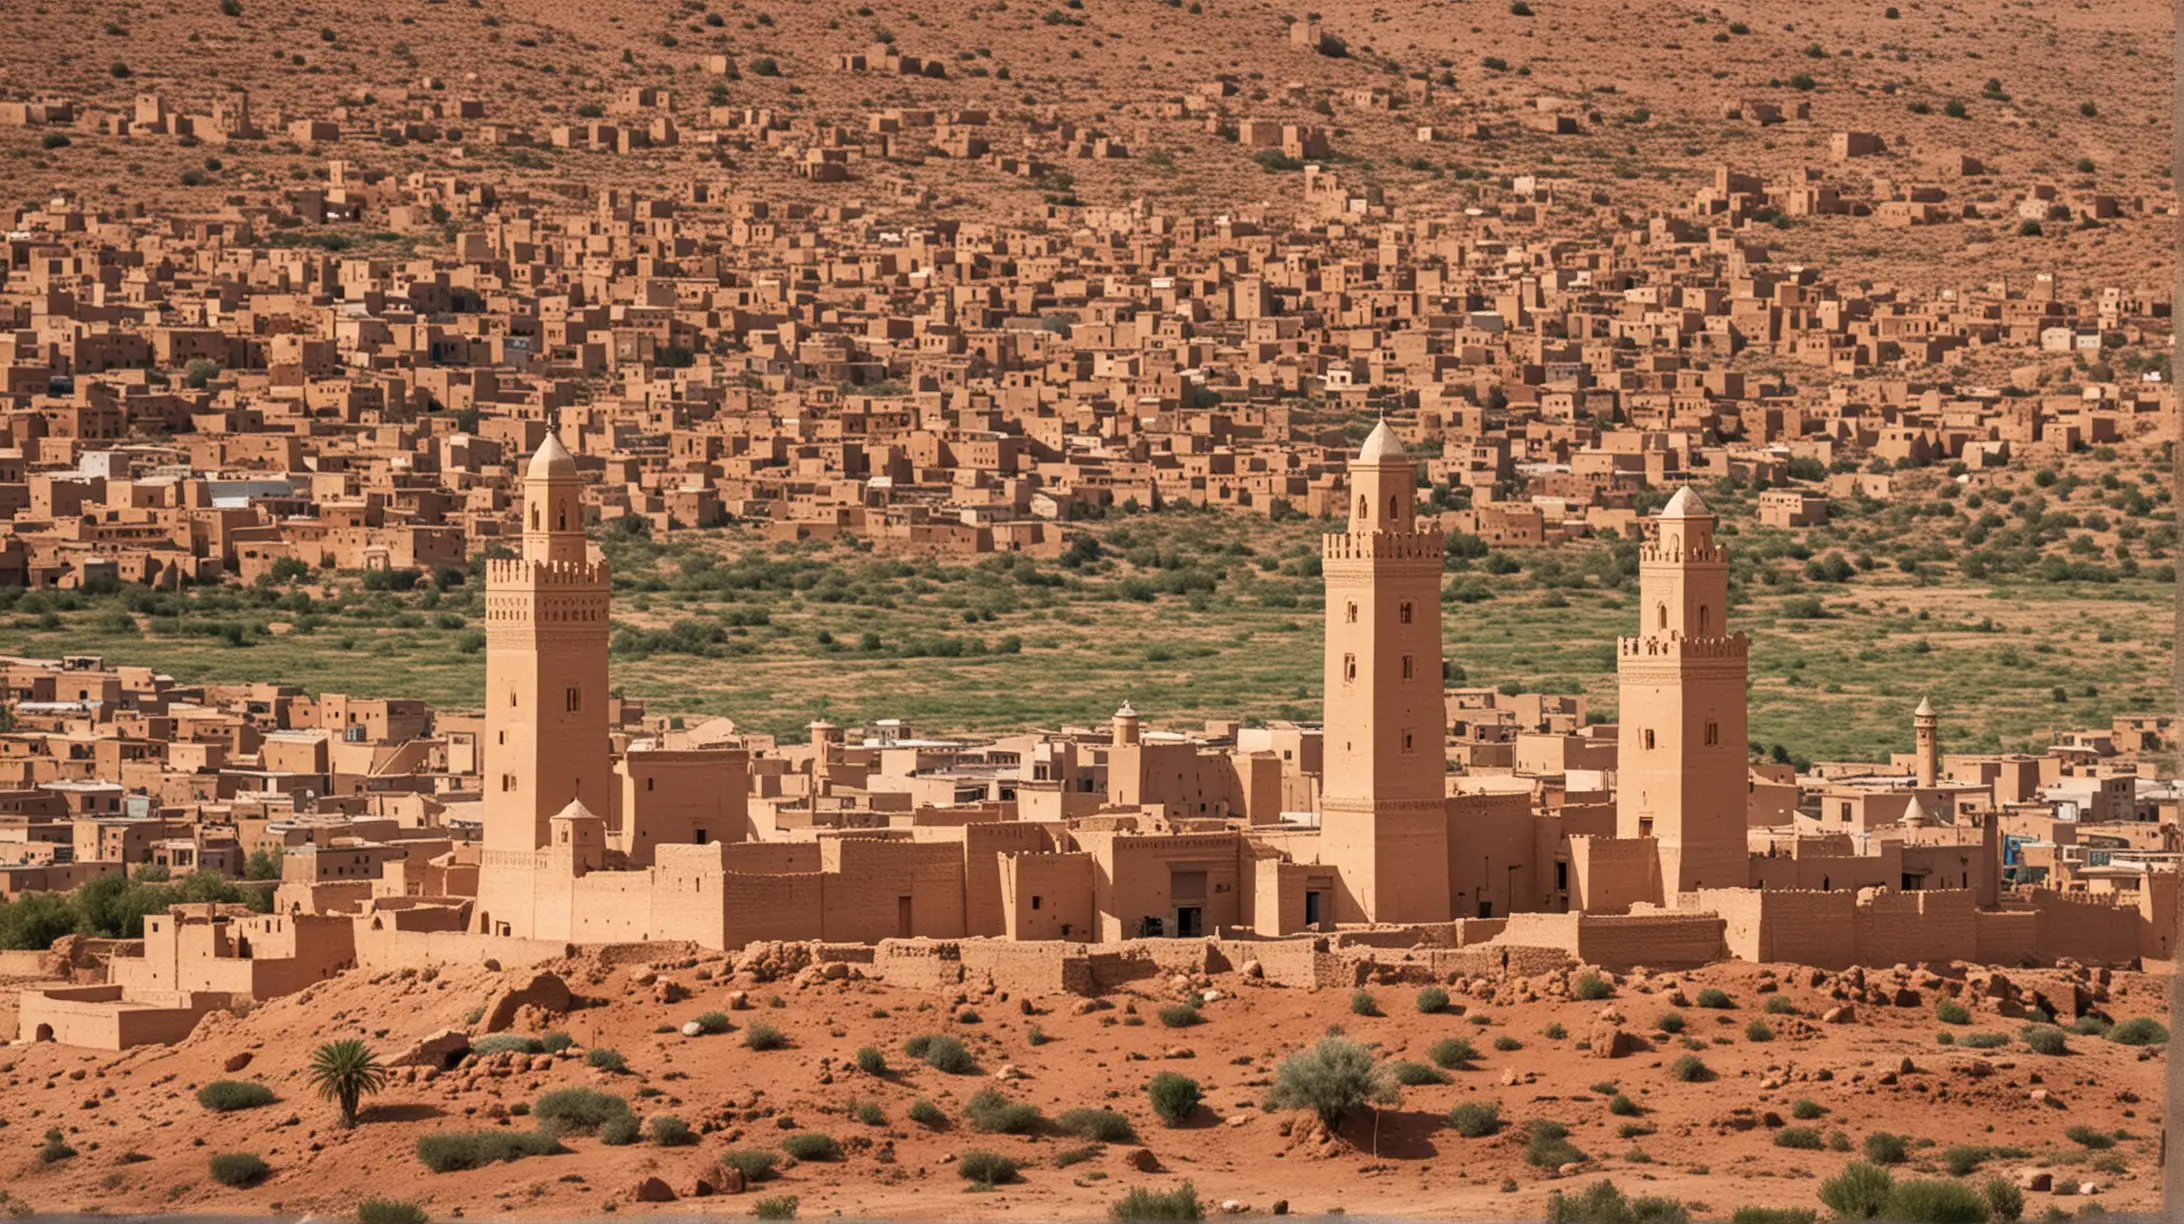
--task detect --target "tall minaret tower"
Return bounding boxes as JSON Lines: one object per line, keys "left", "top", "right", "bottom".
{"left": 1616, "top": 487, "right": 1749, "bottom": 895}
{"left": 1319, "top": 421, "right": 1450, "bottom": 924}
{"left": 478, "top": 435, "right": 611, "bottom": 934}
{"left": 1913, "top": 697, "right": 1939, "bottom": 788}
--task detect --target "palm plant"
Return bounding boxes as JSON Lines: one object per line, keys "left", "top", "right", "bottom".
{"left": 307, "top": 1039, "right": 389, "bottom": 1129}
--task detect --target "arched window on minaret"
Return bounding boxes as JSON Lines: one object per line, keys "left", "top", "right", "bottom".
{"left": 557, "top": 502, "right": 568, "bottom": 530}
{"left": 1657, "top": 603, "right": 1668, "bottom": 630}
{"left": 1698, "top": 605, "right": 1711, "bottom": 634}
{"left": 1388, "top": 495, "right": 1399, "bottom": 520}
{"left": 1356, "top": 495, "right": 1367, "bottom": 520}
{"left": 530, "top": 506, "right": 539, "bottom": 529}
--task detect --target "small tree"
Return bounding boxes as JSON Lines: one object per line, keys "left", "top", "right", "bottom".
{"left": 1262, "top": 1036, "right": 1397, "bottom": 1128}
{"left": 307, "top": 1038, "right": 389, "bottom": 1129}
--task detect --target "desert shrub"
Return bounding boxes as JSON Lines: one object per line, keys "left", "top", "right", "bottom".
{"left": 1110, "top": 1182, "right": 1201, "bottom": 1222}
{"left": 1818, "top": 1162, "right": 1894, "bottom": 1219}
{"left": 1545, "top": 1022, "right": 1569, "bottom": 1039}
{"left": 37, "top": 1129, "right": 74, "bottom": 1164}
{"left": 209, "top": 1152, "right": 269, "bottom": 1187}
{"left": 1349, "top": 989, "right": 1380, "bottom": 1016}
{"left": 2108, "top": 1018, "right": 2167, "bottom": 1046}
{"left": 356, "top": 1199, "right": 430, "bottom": 1224}
{"left": 959, "top": 1150, "right": 1020, "bottom": 1185}
{"left": 1607, "top": 1094, "right": 1639, "bottom": 1116}
{"left": 753, "top": 1195, "right": 798, "bottom": 1220}
{"left": 1057, "top": 1108, "right": 1137, "bottom": 1143}
{"left": 1961, "top": 1031, "right": 2009, "bottom": 1049}
{"left": 197, "top": 1081, "right": 277, "bottom": 1112}
{"left": 1791, "top": 1099, "right": 1824, "bottom": 1120}
{"left": 1862, "top": 1132, "right": 1909, "bottom": 1165}
{"left": 2020, "top": 1025, "right": 2069, "bottom": 1056}
{"left": 2070, "top": 1016, "right": 2112, "bottom": 1037}
{"left": 1524, "top": 1118, "right": 1587, "bottom": 1168}
{"left": 1935, "top": 1000, "right": 1971, "bottom": 1025}
{"left": 1745, "top": 1020, "right": 1774, "bottom": 1042}
{"left": 780, "top": 1132, "right": 840, "bottom": 1161}
{"left": 1695, "top": 988, "right": 1734, "bottom": 1009}
{"left": 1054, "top": 1144, "right": 1101, "bottom": 1168}
{"left": 1729, "top": 1210, "right": 1816, "bottom": 1224}
{"left": 1416, "top": 986, "right": 1450, "bottom": 1014}
{"left": 1157, "top": 1003, "right": 1201, "bottom": 1029}
{"left": 648, "top": 1115, "right": 694, "bottom": 1146}
{"left": 964, "top": 1088, "right": 1042, "bottom": 1134}
{"left": 585, "top": 1047, "right": 626, "bottom": 1072}
{"left": 1774, "top": 1127, "right": 1824, "bottom": 1150}
{"left": 907, "top": 1099, "right": 946, "bottom": 1128}
{"left": 473, "top": 1034, "right": 545, "bottom": 1056}
{"left": 744, "top": 1022, "right": 787, "bottom": 1051}
{"left": 1493, "top": 1035, "right": 1522, "bottom": 1052}
{"left": 1982, "top": 1176, "right": 2025, "bottom": 1222}
{"left": 540, "top": 1031, "right": 574, "bottom": 1053}
{"left": 1669, "top": 1054, "right": 1713, "bottom": 1083}
{"left": 914, "top": 1033, "right": 976, "bottom": 1073}
{"left": 1148, "top": 1072, "right": 1201, "bottom": 1125}
{"left": 1655, "top": 1011, "right": 1686, "bottom": 1034}
{"left": 1573, "top": 973, "right": 1613, "bottom": 1001}
{"left": 1880, "top": 1178, "right": 1988, "bottom": 1223}
{"left": 1429, "top": 1036, "right": 1476, "bottom": 1068}
{"left": 853, "top": 1100, "right": 885, "bottom": 1126}
{"left": 599, "top": 1115, "right": 640, "bottom": 1146}
{"left": 1763, "top": 995, "right": 1797, "bottom": 1015}
{"left": 1263, "top": 1036, "right": 1397, "bottom": 1127}
{"left": 719, "top": 1148, "right": 779, "bottom": 1182}
{"left": 1544, "top": 1178, "right": 1687, "bottom": 1224}
{"left": 691, "top": 1011, "right": 732, "bottom": 1035}
{"left": 1390, "top": 1060, "right": 1448, "bottom": 1086}
{"left": 533, "top": 1088, "right": 631, "bottom": 1137}
{"left": 415, "top": 1130, "right": 562, "bottom": 1173}
{"left": 1448, "top": 1101, "right": 1501, "bottom": 1138}
{"left": 1941, "top": 1145, "right": 1987, "bottom": 1176}
{"left": 854, "top": 1046, "right": 887, "bottom": 1075}
{"left": 2062, "top": 1125, "right": 2113, "bottom": 1150}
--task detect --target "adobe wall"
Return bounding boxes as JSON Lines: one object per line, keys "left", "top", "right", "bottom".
{"left": 1089, "top": 939, "right": 1217, "bottom": 989}
{"left": 2028, "top": 891, "right": 2140, "bottom": 966}
{"left": 1000, "top": 852, "right": 1095, "bottom": 941}
{"left": 1213, "top": 936, "right": 1348, "bottom": 989}
{"left": 17, "top": 986, "right": 215, "bottom": 1050}
{"left": 722, "top": 871, "right": 824, "bottom": 946}
{"left": 1975, "top": 910, "right": 2040, "bottom": 967}
{"left": 1446, "top": 790, "right": 1537, "bottom": 919}
{"left": 353, "top": 926, "right": 571, "bottom": 970}
{"left": 821, "top": 839, "right": 965, "bottom": 943}
{"left": 1568, "top": 835, "right": 1663, "bottom": 913}
{"left": 961, "top": 940, "right": 1095, "bottom": 996}
{"left": 1491, "top": 910, "right": 1724, "bottom": 970}
{"left": 957, "top": 822, "right": 1059, "bottom": 936}
{"left": 870, "top": 939, "right": 965, "bottom": 990}
{"left": 721, "top": 842, "right": 821, "bottom": 873}
{"left": 1853, "top": 889, "right": 1978, "bottom": 967}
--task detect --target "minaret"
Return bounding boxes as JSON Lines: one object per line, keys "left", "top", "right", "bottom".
{"left": 1913, "top": 697, "right": 1939, "bottom": 788}
{"left": 1615, "top": 487, "right": 1749, "bottom": 895}
{"left": 1319, "top": 421, "right": 1450, "bottom": 924}
{"left": 1112, "top": 701, "right": 1141, "bottom": 747}
{"left": 478, "top": 435, "right": 611, "bottom": 935}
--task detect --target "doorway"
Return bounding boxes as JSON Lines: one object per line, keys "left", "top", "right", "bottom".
{"left": 1174, "top": 906, "right": 1203, "bottom": 939}
{"left": 897, "top": 896, "right": 913, "bottom": 938}
{"left": 1303, "top": 890, "right": 1324, "bottom": 928}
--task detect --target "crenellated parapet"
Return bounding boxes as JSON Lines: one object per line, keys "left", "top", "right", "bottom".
{"left": 1322, "top": 530, "right": 1445, "bottom": 562}
{"left": 1617, "top": 632, "right": 1750, "bottom": 660}
{"left": 1638, "top": 541, "right": 1725, "bottom": 565}
{"left": 486, "top": 557, "right": 610, "bottom": 587}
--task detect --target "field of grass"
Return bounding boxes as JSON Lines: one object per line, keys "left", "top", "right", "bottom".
{"left": 1, "top": 455, "right": 2171, "bottom": 767}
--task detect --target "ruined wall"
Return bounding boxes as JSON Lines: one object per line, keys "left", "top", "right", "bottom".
{"left": 961, "top": 940, "right": 1095, "bottom": 996}
{"left": 870, "top": 939, "right": 965, "bottom": 990}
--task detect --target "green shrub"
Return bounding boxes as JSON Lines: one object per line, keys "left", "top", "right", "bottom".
{"left": 2070, "top": 1016, "right": 2111, "bottom": 1038}
{"left": 649, "top": 1115, "right": 694, "bottom": 1146}
{"left": 691, "top": 1011, "right": 732, "bottom": 1035}
{"left": 1429, "top": 1036, "right": 1476, "bottom": 1068}
{"left": 415, "top": 1130, "right": 562, "bottom": 1173}
{"left": 914, "top": 1033, "right": 976, "bottom": 1073}
{"left": 1695, "top": 988, "right": 1734, "bottom": 1009}
{"left": 1774, "top": 1127, "right": 1824, "bottom": 1150}
{"left": 1791, "top": 1099, "right": 1823, "bottom": 1120}
{"left": 1544, "top": 1022, "right": 1568, "bottom": 1040}
{"left": 1524, "top": 1118, "right": 1586, "bottom": 1169}
{"left": 1054, "top": 1144, "right": 1101, "bottom": 1168}
{"left": 1349, "top": 989, "right": 1380, "bottom": 1016}
{"left": 1762, "top": 995, "right": 1797, "bottom": 1015}
{"left": 1656, "top": 1011, "right": 1686, "bottom": 1034}
{"left": 2107, "top": 1018, "right": 2167, "bottom": 1046}
{"left": 1961, "top": 1031, "right": 2009, "bottom": 1049}
{"left": 533, "top": 1088, "right": 631, "bottom": 1136}
{"left": 959, "top": 1150, "right": 1020, "bottom": 1185}
{"left": 1110, "top": 1182, "right": 1201, "bottom": 1222}
{"left": 585, "top": 1047, "right": 626, "bottom": 1072}
{"left": 2020, "top": 1025, "right": 2069, "bottom": 1056}
{"left": 2062, "top": 1125, "right": 2113, "bottom": 1150}
{"left": 753, "top": 1195, "right": 798, "bottom": 1220}
{"left": 1730, "top": 1210, "right": 1816, "bottom": 1224}
{"left": 1157, "top": 1003, "right": 1201, "bottom": 1029}
{"left": 36, "top": 1129, "right": 74, "bottom": 1165}
{"left": 907, "top": 1099, "right": 946, "bottom": 1128}
{"left": 1935, "top": 1000, "right": 1971, "bottom": 1025}
{"left": 1863, "top": 1132, "right": 1909, "bottom": 1165}
{"left": 599, "top": 1114, "right": 640, "bottom": 1146}
{"left": 719, "top": 1149, "right": 778, "bottom": 1182}
{"left": 356, "top": 1199, "right": 430, "bottom": 1224}
{"left": 1941, "top": 1145, "right": 1987, "bottom": 1176}
{"left": 1544, "top": 1178, "right": 1687, "bottom": 1224}
{"left": 1744, "top": 1020, "right": 1774, "bottom": 1043}
{"left": 744, "top": 1022, "right": 787, "bottom": 1051}
{"left": 197, "top": 1081, "right": 277, "bottom": 1112}
{"left": 473, "top": 1034, "right": 546, "bottom": 1056}
{"left": 1415, "top": 986, "right": 1450, "bottom": 1014}
{"left": 539, "top": 1031, "right": 573, "bottom": 1053}
{"left": 1574, "top": 973, "right": 1613, "bottom": 1001}
{"left": 1493, "top": 1035, "right": 1522, "bottom": 1052}
{"left": 1390, "top": 1060, "right": 1448, "bottom": 1086}
{"left": 209, "top": 1152, "right": 269, "bottom": 1188}
{"left": 1058, "top": 1107, "right": 1137, "bottom": 1143}
{"left": 1448, "top": 1101, "right": 1501, "bottom": 1138}
{"left": 1263, "top": 1036, "right": 1397, "bottom": 1127}
{"left": 1148, "top": 1072, "right": 1201, "bottom": 1125}
{"left": 964, "top": 1088, "right": 1042, "bottom": 1134}
{"left": 1880, "top": 1178, "right": 1988, "bottom": 1223}
{"left": 1982, "top": 1176, "right": 2025, "bottom": 1223}
{"left": 1607, "top": 1094, "right": 1639, "bottom": 1116}
{"left": 1818, "top": 1162, "right": 1894, "bottom": 1219}
{"left": 854, "top": 1046, "right": 887, "bottom": 1075}
{"left": 1669, "top": 1054, "right": 1713, "bottom": 1083}
{"left": 780, "top": 1132, "right": 840, "bottom": 1161}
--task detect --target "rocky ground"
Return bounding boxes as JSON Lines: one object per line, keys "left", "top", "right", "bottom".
{"left": 0, "top": 948, "right": 2165, "bottom": 1219}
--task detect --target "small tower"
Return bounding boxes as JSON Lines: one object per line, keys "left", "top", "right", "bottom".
{"left": 1319, "top": 420, "right": 1450, "bottom": 924}
{"left": 1913, "top": 697, "right": 1939, "bottom": 788}
{"left": 1112, "top": 700, "right": 1141, "bottom": 747}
